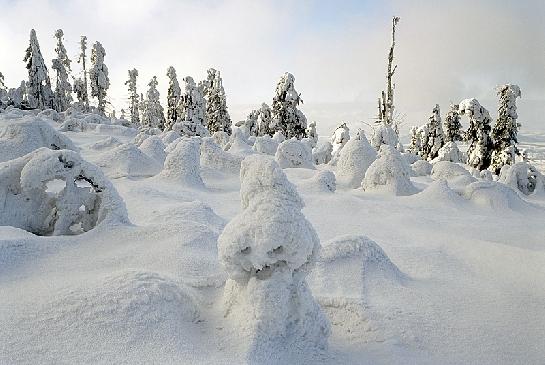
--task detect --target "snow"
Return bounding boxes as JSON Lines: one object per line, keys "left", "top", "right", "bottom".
{"left": 275, "top": 138, "right": 314, "bottom": 169}
{"left": 159, "top": 138, "right": 204, "bottom": 187}
{"left": 95, "top": 143, "right": 162, "bottom": 178}
{"left": 336, "top": 132, "right": 377, "bottom": 188}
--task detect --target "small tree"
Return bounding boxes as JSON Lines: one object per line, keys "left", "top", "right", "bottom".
{"left": 125, "top": 68, "right": 140, "bottom": 126}
{"left": 51, "top": 29, "right": 73, "bottom": 112}
{"left": 491, "top": 84, "right": 522, "bottom": 174}
{"left": 423, "top": 104, "right": 444, "bottom": 160}
{"left": 459, "top": 98, "right": 494, "bottom": 171}
{"left": 141, "top": 76, "right": 166, "bottom": 130}
{"left": 89, "top": 42, "right": 109, "bottom": 114}
{"left": 24, "top": 29, "right": 53, "bottom": 109}
{"left": 443, "top": 104, "right": 463, "bottom": 142}
{"left": 165, "top": 66, "right": 181, "bottom": 131}
{"left": 256, "top": 102, "right": 273, "bottom": 137}
{"left": 408, "top": 126, "right": 421, "bottom": 154}
{"left": 271, "top": 72, "right": 307, "bottom": 139}
{"left": 74, "top": 36, "right": 89, "bottom": 111}
{"left": 176, "top": 76, "right": 207, "bottom": 136}
{"left": 202, "top": 68, "right": 232, "bottom": 134}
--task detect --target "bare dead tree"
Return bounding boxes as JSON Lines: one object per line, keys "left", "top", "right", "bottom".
{"left": 377, "top": 16, "right": 400, "bottom": 129}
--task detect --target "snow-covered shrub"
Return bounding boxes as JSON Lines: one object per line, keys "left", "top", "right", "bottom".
{"left": 225, "top": 128, "right": 254, "bottom": 156}
{"left": 200, "top": 137, "right": 242, "bottom": 173}
{"left": 252, "top": 134, "right": 279, "bottom": 155}
{"left": 139, "top": 135, "right": 166, "bottom": 165}
{"left": 300, "top": 170, "right": 336, "bottom": 193}
{"left": 94, "top": 124, "right": 137, "bottom": 137}
{"left": 160, "top": 130, "right": 181, "bottom": 145}
{"left": 362, "top": 144, "right": 417, "bottom": 195}
{"left": 218, "top": 155, "right": 329, "bottom": 347}
{"left": 88, "top": 136, "right": 121, "bottom": 151}
{"left": 411, "top": 159, "right": 432, "bottom": 176}
{"left": 463, "top": 181, "right": 534, "bottom": 211}
{"left": 275, "top": 139, "right": 314, "bottom": 169}
{"left": 432, "top": 141, "right": 463, "bottom": 163}
{"left": 0, "top": 118, "right": 76, "bottom": 162}
{"left": 335, "top": 131, "right": 377, "bottom": 188}
{"left": 499, "top": 162, "right": 545, "bottom": 196}
{"left": 371, "top": 121, "right": 401, "bottom": 151}
{"left": 0, "top": 148, "right": 128, "bottom": 235}
{"left": 402, "top": 152, "right": 420, "bottom": 165}
{"left": 312, "top": 141, "right": 333, "bottom": 165}
{"left": 159, "top": 138, "right": 203, "bottom": 187}
{"left": 96, "top": 143, "right": 162, "bottom": 178}
{"left": 38, "top": 108, "right": 62, "bottom": 123}
{"left": 272, "top": 130, "right": 285, "bottom": 143}
{"left": 306, "top": 121, "right": 318, "bottom": 149}
{"left": 480, "top": 169, "right": 493, "bottom": 181}
{"left": 59, "top": 117, "right": 88, "bottom": 132}
{"left": 330, "top": 123, "right": 350, "bottom": 161}
{"left": 430, "top": 161, "right": 476, "bottom": 191}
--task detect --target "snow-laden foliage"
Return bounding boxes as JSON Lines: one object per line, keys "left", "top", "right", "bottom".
{"left": 160, "top": 138, "right": 203, "bottom": 187}
{"left": 306, "top": 121, "right": 318, "bottom": 149}
{"left": 74, "top": 36, "right": 89, "bottom": 111}
{"left": 443, "top": 104, "right": 463, "bottom": 142}
{"left": 201, "top": 68, "right": 232, "bottom": 135}
{"left": 24, "top": 29, "right": 53, "bottom": 109}
{"left": 141, "top": 76, "right": 166, "bottom": 130}
{"left": 371, "top": 121, "right": 401, "bottom": 151}
{"left": 52, "top": 29, "right": 73, "bottom": 112}
{"left": 4, "top": 82, "right": 27, "bottom": 109}
{"left": 200, "top": 137, "right": 242, "bottom": 173}
{"left": 271, "top": 72, "right": 307, "bottom": 139}
{"left": 491, "top": 84, "right": 522, "bottom": 174}
{"left": 362, "top": 144, "right": 417, "bottom": 195}
{"left": 212, "top": 130, "right": 230, "bottom": 149}
{"left": 0, "top": 148, "right": 128, "bottom": 235}
{"left": 459, "top": 98, "right": 493, "bottom": 171}
{"left": 89, "top": 42, "right": 109, "bottom": 114}
{"left": 218, "top": 155, "right": 330, "bottom": 346}
{"left": 313, "top": 141, "right": 333, "bottom": 165}
{"left": 408, "top": 126, "right": 421, "bottom": 154}
{"left": 252, "top": 134, "right": 279, "bottom": 155}
{"left": 411, "top": 159, "right": 432, "bottom": 176}
{"left": 336, "top": 130, "right": 377, "bottom": 188}
{"left": 499, "top": 162, "right": 545, "bottom": 196}
{"left": 421, "top": 104, "right": 444, "bottom": 160}
{"left": 165, "top": 66, "right": 181, "bottom": 131}
{"left": 330, "top": 122, "right": 350, "bottom": 162}
{"left": 236, "top": 109, "right": 258, "bottom": 137}
{"left": 125, "top": 69, "right": 140, "bottom": 126}
{"left": 256, "top": 103, "right": 273, "bottom": 137}
{"left": 175, "top": 76, "right": 207, "bottom": 136}
{"left": 225, "top": 128, "right": 254, "bottom": 157}
{"left": 433, "top": 141, "right": 463, "bottom": 163}
{"left": 275, "top": 139, "right": 314, "bottom": 169}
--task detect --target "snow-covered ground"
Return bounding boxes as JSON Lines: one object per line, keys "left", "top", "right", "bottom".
{"left": 1, "top": 112, "right": 545, "bottom": 365}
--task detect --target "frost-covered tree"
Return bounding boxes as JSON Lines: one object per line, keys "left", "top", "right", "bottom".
{"left": 125, "top": 68, "right": 139, "bottom": 126}
{"left": 0, "top": 72, "right": 6, "bottom": 107}
{"left": 330, "top": 122, "right": 350, "bottom": 161}
{"left": 165, "top": 66, "right": 181, "bottom": 131}
{"left": 422, "top": 104, "right": 444, "bottom": 160}
{"left": 491, "top": 84, "right": 522, "bottom": 174}
{"left": 306, "top": 121, "right": 318, "bottom": 148}
{"left": 271, "top": 72, "right": 307, "bottom": 139}
{"left": 408, "top": 126, "right": 421, "bottom": 154}
{"left": 201, "top": 68, "right": 232, "bottom": 134}
{"left": 51, "top": 29, "right": 72, "bottom": 112}
{"left": 256, "top": 103, "right": 273, "bottom": 137}
{"left": 74, "top": 36, "right": 89, "bottom": 111}
{"left": 175, "top": 76, "right": 208, "bottom": 136}
{"left": 0, "top": 72, "right": 5, "bottom": 90}
{"left": 459, "top": 98, "right": 494, "bottom": 171}
{"left": 141, "top": 76, "right": 166, "bottom": 130}
{"left": 24, "top": 29, "right": 53, "bottom": 109}
{"left": 443, "top": 104, "right": 463, "bottom": 142}
{"left": 89, "top": 42, "right": 109, "bottom": 114}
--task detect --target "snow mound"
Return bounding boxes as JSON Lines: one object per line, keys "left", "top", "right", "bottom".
{"left": 0, "top": 117, "right": 76, "bottom": 162}
{"left": 95, "top": 124, "right": 137, "bottom": 137}
{"left": 431, "top": 161, "right": 476, "bottom": 190}
{"left": 225, "top": 128, "right": 254, "bottom": 156}
{"left": 0, "top": 148, "right": 129, "bottom": 235}
{"left": 411, "top": 159, "right": 432, "bottom": 176}
{"left": 407, "top": 179, "right": 467, "bottom": 207}
{"left": 139, "top": 135, "right": 167, "bottom": 165}
{"left": 200, "top": 137, "right": 242, "bottom": 173}
{"left": 59, "top": 117, "right": 89, "bottom": 132}
{"left": 362, "top": 145, "right": 418, "bottom": 196}
{"left": 371, "top": 123, "right": 400, "bottom": 150}
{"left": 313, "top": 141, "right": 333, "bottom": 165}
{"left": 212, "top": 130, "right": 230, "bottom": 149}
{"left": 159, "top": 138, "right": 204, "bottom": 187}
{"left": 499, "top": 162, "right": 545, "bottom": 196}
{"left": 96, "top": 143, "right": 162, "bottom": 178}
{"left": 160, "top": 130, "right": 181, "bottom": 145}
{"left": 463, "top": 181, "right": 537, "bottom": 211}
{"left": 88, "top": 136, "right": 122, "bottom": 151}
{"left": 433, "top": 141, "right": 463, "bottom": 163}
{"left": 300, "top": 170, "right": 337, "bottom": 193}
{"left": 275, "top": 139, "right": 315, "bottom": 169}
{"left": 336, "top": 135, "right": 377, "bottom": 188}
{"left": 402, "top": 152, "right": 420, "bottom": 165}
{"left": 37, "top": 108, "right": 62, "bottom": 122}
{"left": 252, "top": 135, "right": 279, "bottom": 155}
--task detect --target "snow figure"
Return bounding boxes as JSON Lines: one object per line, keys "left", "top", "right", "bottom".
{"left": 252, "top": 135, "right": 279, "bottom": 155}
{"left": 371, "top": 121, "right": 400, "bottom": 151}
{"left": 306, "top": 121, "right": 318, "bottom": 148}
{"left": 89, "top": 42, "right": 110, "bottom": 114}
{"left": 433, "top": 141, "right": 463, "bottom": 163}
{"left": 256, "top": 103, "right": 273, "bottom": 137}
{"left": 218, "top": 155, "right": 330, "bottom": 351}
{"left": 160, "top": 138, "right": 203, "bottom": 187}
{"left": 444, "top": 104, "right": 463, "bottom": 143}
{"left": 0, "top": 148, "right": 129, "bottom": 235}
{"left": 330, "top": 122, "right": 350, "bottom": 162}
{"left": 313, "top": 141, "right": 333, "bottom": 165}
{"left": 51, "top": 29, "right": 72, "bottom": 112}
{"left": 125, "top": 68, "right": 140, "bottom": 126}
{"left": 499, "top": 162, "right": 545, "bottom": 196}
{"left": 141, "top": 76, "right": 166, "bottom": 130}
{"left": 491, "top": 84, "right": 522, "bottom": 174}
{"left": 336, "top": 129, "right": 377, "bottom": 188}
{"left": 75, "top": 35, "right": 90, "bottom": 111}
{"left": 423, "top": 104, "right": 444, "bottom": 160}
{"left": 271, "top": 72, "right": 307, "bottom": 139}
{"left": 362, "top": 144, "right": 417, "bottom": 195}
{"left": 165, "top": 66, "right": 181, "bottom": 131}
{"left": 459, "top": 98, "right": 494, "bottom": 171}
{"left": 24, "top": 29, "right": 53, "bottom": 109}
{"left": 175, "top": 76, "right": 208, "bottom": 136}
{"left": 201, "top": 68, "right": 232, "bottom": 135}
{"left": 275, "top": 139, "right": 314, "bottom": 169}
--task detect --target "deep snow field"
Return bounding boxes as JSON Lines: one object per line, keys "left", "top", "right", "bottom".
{"left": 1, "top": 109, "right": 545, "bottom": 365}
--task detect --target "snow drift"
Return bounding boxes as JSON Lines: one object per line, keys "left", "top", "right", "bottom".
{"left": 159, "top": 138, "right": 204, "bottom": 187}
{"left": 95, "top": 143, "right": 162, "bottom": 178}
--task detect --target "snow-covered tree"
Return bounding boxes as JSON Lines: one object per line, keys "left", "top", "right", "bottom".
{"left": 24, "top": 29, "right": 53, "bottom": 109}
{"left": 125, "top": 68, "right": 139, "bottom": 126}
{"left": 165, "top": 66, "right": 181, "bottom": 131}
{"left": 51, "top": 29, "right": 72, "bottom": 112}
{"left": 237, "top": 109, "right": 259, "bottom": 137}
{"left": 141, "top": 76, "right": 166, "bottom": 130}
{"left": 256, "top": 103, "right": 273, "bottom": 137}
{"left": 408, "top": 126, "right": 421, "bottom": 154}
{"left": 306, "top": 121, "right": 318, "bottom": 148}
{"left": 175, "top": 76, "right": 208, "bottom": 136}
{"left": 422, "top": 104, "right": 444, "bottom": 160}
{"left": 330, "top": 122, "right": 350, "bottom": 161}
{"left": 0, "top": 72, "right": 6, "bottom": 107}
{"left": 89, "top": 42, "right": 109, "bottom": 114}
{"left": 377, "top": 16, "right": 400, "bottom": 129}
{"left": 491, "top": 84, "right": 522, "bottom": 174}
{"left": 371, "top": 120, "right": 401, "bottom": 151}
{"left": 271, "top": 72, "right": 307, "bottom": 139}
{"left": 443, "top": 104, "right": 463, "bottom": 142}
{"left": 0, "top": 72, "right": 5, "bottom": 90}
{"left": 201, "top": 68, "right": 232, "bottom": 134}
{"left": 459, "top": 98, "right": 494, "bottom": 171}
{"left": 74, "top": 35, "right": 89, "bottom": 111}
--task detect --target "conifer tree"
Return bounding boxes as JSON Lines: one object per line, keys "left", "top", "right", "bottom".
{"left": 443, "top": 104, "right": 463, "bottom": 142}
{"left": 491, "top": 84, "right": 521, "bottom": 174}
{"left": 89, "top": 42, "right": 109, "bottom": 114}
{"left": 24, "top": 29, "right": 53, "bottom": 109}
{"left": 256, "top": 102, "right": 273, "bottom": 136}
{"left": 176, "top": 76, "right": 208, "bottom": 136}
{"left": 459, "top": 98, "right": 494, "bottom": 170}
{"left": 424, "top": 104, "right": 445, "bottom": 160}
{"left": 125, "top": 68, "right": 139, "bottom": 126}
{"left": 165, "top": 66, "right": 181, "bottom": 131}
{"left": 52, "top": 29, "right": 73, "bottom": 112}
{"left": 141, "top": 76, "right": 166, "bottom": 130}
{"left": 202, "top": 68, "right": 232, "bottom": 134}
{"left": 74, "top": 35, "right": 89, "bottom": 111}
{"left": 271, "top": 72, "right": 307, "bottom": 139}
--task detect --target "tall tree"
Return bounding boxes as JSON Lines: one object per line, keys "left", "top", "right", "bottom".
{"left": 74, "top": 36, "right": 89, "bottom": 111}
{"left": 443, "top": 103, "right": 463, "bottom": 142}
{"left": 141, "top": 76, "right": 166, "bottom": 130}
{"left": 89, "top": 42, "right": 109, "bottom": 114}
{"left": 459, "top": 98, "right": 494, "bottom": 170}
{"left": 125, "top": 68, "right": 140, "bottom": 126}
{"left": 165, "top": 66, "right": 181, "bottom": 131}
{"left": 176, "top": 76, "right": 208, "bottom": 136}
{"left": 423, "top": 104, "right": 445, "bottom": 160}
{"left": 24, "top": 29, "right": 53, "bottom": 109}
{"left": 491, "top": 84, "right": 521, "bottom": 174}
{"left": 377, "top": 17, "right": 400, "bottom": 130}
{"left": 271, "top": 72, "right": 307, "bottom": 139}
{"left": 52, "top": 29, "right": 73, "bottom": 112}
{"left": 201, "top": 68, "right": 232, "bottom": 134}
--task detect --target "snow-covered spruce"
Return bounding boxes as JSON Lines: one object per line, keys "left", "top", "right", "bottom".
{"left": 165, "top": 66, "right": 181, "bottom": 131}
{"left": 159, "top": 138, "right": 204, "bottom": 187}
{"left": 330, "top": 122, "right": 350, "bottom": 162}
{"left": 236, "top": 109, "right": 259, "bottom": 137}
{"left": 89, "top": 42, "right": 109, "bottom": 114}
{"left": 51, "top": 29, "right": 73, "bottom": 112}
{"left": 433, "top": 141, "right": 463, "bottom": 163}
{"left": 313, "top": 141, "right": 333, "bottom": 165}
{"left": 74, "top": 35, "right": 90, "bottom": 111}
{"left": 252, "top": 134, "right": 279, "bottom": 155}
{"left": 362, "top": 144, "right": 417, "bottom": 195}
{"left": 459, "top": 98, "right": 493, "bottom": 171}
{"left": 306, "top": 121, "right": 318, "bottom": 148}
{"left": 256, "top": 103, "right": 273, "bottom": 137}
{"left": 125, "top": 68, "right": 140, "bottom": 127}
{"left": 139, "top": 135, "right": 167, "bottom": 165}
{"left": 422, "top": 104, "right": 445, "bottom": 160}
{"left": 175, "top": 76, "right": 208, "bottom": 136}
{"left": 408, "top": 126, "right": 421, "bottom": 154}
{"left": 200, "top": 137, "right": 242, "bottom": 173}
{"left": 201, "top": 68, "right": 232, "bottom": 135}
{"left": 443, "top": 104, "right": 463, "bottom": 143}
{"left": 371, "top": 120, "right": 401, "bottom": 151}
{"left": 336, "top": 130, "right": 377, "bottom": 188}
{"left": 499, "top": 162, "right": 545, "bottom": 196}
{"left": 141, "top": 76, "right": 166, "bottom": 130}
{"left": 275, "top": 139, "right": 314, "bottom": 169}
{"left": 225, "top": 128, "right": 254, "bottom": 157}
{"left": 24, "top": 29, "right": 54, "bottom": 109}
{"left": 218, "top": 155, "right": 330, "bottom": 348}
{"left": 271, "top": 72, "right": 307, "bottom": 139}
{"left": 0, "top": 148, "right": 128, "bottom": 235}
{"left": 491, "top": 84, "right": 522, "bottom": 174}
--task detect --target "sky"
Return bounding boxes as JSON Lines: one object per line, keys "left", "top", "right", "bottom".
{"left": 1, "top": 0, "right": 544, "bottom": 135}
